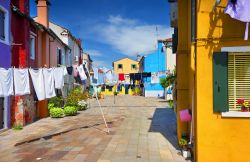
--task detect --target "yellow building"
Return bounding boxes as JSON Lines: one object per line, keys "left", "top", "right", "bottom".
{"left": 169, "top": 0, "right": 250, "bottom": 161}
{"left": 112, "top": 58, "right": 139, "bottom": 75}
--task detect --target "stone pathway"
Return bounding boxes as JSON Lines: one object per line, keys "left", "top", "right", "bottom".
{"left": 0, "top": 95, "right": 187, "bottom": 162}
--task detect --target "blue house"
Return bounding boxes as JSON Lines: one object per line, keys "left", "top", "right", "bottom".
{"left": 142, "top": 40, "right": 166, "bottom": 97}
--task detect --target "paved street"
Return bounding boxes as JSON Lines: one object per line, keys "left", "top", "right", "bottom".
{"left": 0, "top": 96, "right": 186, "bottom": 162}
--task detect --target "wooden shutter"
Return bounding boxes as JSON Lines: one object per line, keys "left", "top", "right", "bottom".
{"left": 213, "top": 52, "right": 229, "bottom": 112}
{"left": 228, "top": 53, "right": 250, "bottom": 111}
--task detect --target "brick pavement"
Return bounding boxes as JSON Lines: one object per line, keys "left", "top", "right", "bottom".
{"left": 0, "top": 95, "right": 187, "bottom": 162}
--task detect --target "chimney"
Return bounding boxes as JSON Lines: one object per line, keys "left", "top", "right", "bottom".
{"left": 36, "top": 0, "right": 50, "bottom": 27}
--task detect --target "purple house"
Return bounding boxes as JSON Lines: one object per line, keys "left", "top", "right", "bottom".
{"left": 0, "top": 0, "right": 11, "bottom": 130}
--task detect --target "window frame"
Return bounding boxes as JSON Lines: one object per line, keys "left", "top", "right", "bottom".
{"left": 221, "top": 46, "right": 250, "bottom": 118}
{"left": 131, "top": 64, "right": 137, "bottom": 70}
{"left": 30, "top": 33, "right": 36, "bottom": 60}
{"left": 118, "top": 64, "right": 123, "bottom": 69}
{"left": 0, "top": 5, "right": 9, "bottom": 45}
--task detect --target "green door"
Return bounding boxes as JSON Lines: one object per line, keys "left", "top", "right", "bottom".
{"left": 125, "top": 85, "right": 129, "bottom": 95}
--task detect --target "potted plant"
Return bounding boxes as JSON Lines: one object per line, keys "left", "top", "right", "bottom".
{"left": 237, "top": 99, "right": 249, "bottom": 112}
{"left": 77, "top": 100, "right": 88, "bottom": 111}
{"left": 179, "top": 138, "right": 191, "bottom": 158}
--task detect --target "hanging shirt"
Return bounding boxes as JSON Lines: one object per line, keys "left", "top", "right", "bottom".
{"left": 63, "top": 67, "right": 68, "bottom": 76}
{"left": 93, "top": 67, "right": 99, "bottom": 80}
{"left": 29, "top": 69, "right": 46, "bottom": 101}
{"left": 14, "top": 68, "right": 30, "bottom": 96}
{"left": 53, "top": 67, "right": 64, "bottom": 89}
{"left": 225, "top": 0, "right": 250, "bottom": 40}
{"left": 119, "top": 73, "right": 125, "bottom": 81}
{"left": 66, "top": 66, "right": 73, "bottom": 75}
{"left": 73, "top": 65, "right": 79, "bottom": 77}
{"left": 43, "top": 68, "right": 56, "bottom": 99}
{"left": 77, "top": 65, "right": 87, "bottom": 80}
{"left": 105, "top": 71, "right": 113, "bottom": 83}
{"left": 151, "top": 72, "right": 160, "bottom": 84}
{"left": 0, "top": 68, "right": 14, "bottom": 97}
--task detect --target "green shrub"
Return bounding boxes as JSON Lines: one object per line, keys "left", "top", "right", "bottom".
{"left": 168, "top": 100, "right": 174, "bottom": 108}
{"left": 48, "top": 103, "right": 55, "bottom": 110}
{"left": 50, "top": 108, "right": 64, "bottom": 118}
{"left": 13, "top": 123, "right": 23, "bottom": 130}
{"left": 49, "top": 96, "right": 64, "bottom": 107}
{"left": 64, "top": 106, "right": 78, "bottom": 116}
{"left": 66, "top": 89, "right": 89, "bottom": 107}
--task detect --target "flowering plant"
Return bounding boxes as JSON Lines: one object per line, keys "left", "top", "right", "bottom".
{"left": 237, "top": 99, "right": 249, "bottom": 112}
{"left": 77, "top": 100, "right": 88, "bottom": 111}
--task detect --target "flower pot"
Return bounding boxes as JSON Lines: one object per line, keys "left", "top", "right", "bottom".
{"left": 182, "top": 150, "right": 191, "bottom": 158}
{"left": 241, "top": 107, "right": 248, "bottom": 112}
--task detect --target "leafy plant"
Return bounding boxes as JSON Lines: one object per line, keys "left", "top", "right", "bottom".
{"left": 179, "top": 138, "right": 188, "bottom": 147}
{"left": 64, "top": 106, "right": 78, "bottom": 116}
{"left": 49, "top": 96, "right": 64, "bottom": 107}
{"left": 66, "top": 89, "right": 89, "bottom": 107}
{"left": 160, "top": 72, "right": 176, "bottom": 88}
{"left": 168, "top": 100, "right": 174, "bottom": 108}
{"left": 50, "top": 108, "right": 64, "bottom": 118}
{"left": 13, "top": 123, "right": 23, "bottom": 130}
{"left": 48, "top": 103, "right": 55, "bottom": 110}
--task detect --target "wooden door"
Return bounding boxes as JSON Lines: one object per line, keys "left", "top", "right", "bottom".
{"left": 0, "top": 98, "right": 4, "bottom": 129}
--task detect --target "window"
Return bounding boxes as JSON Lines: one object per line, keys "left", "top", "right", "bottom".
{"left": 118, "top": 64, "right": 123, "bottom": 69}
{"left": 30, "top": 35, "right": 35, "bottom": 60}
{"left": 0, "top": 8, "right": 6, "bottom": 41}
{"left": 131, "top": 64, "right": 137, "bottom": 70}
{"left": 228, "top": 53, "right": 250, "bottom": 111}
{"left": 213, "top": 52, "right": 250, "bottom": 113}
{"left": 57, "top": 48, "right": 62, "bottom": 65}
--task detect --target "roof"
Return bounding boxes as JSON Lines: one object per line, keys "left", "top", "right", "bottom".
{"left": 12, "top": 5, "right": 71, "bottom": 50}
{"left": 112, "top": 57, "right": 138, "bottom": 64}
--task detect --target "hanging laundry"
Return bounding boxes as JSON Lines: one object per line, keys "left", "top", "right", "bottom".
{"left": 0, "top": 68, "right": 14, "bottom": 97}
{"left": 151, "top": 72, "right": 160, "bottom": 84}
{"left": 105, "top": 71, "right": 113, "bottom": 83}
{"left": 225, "top": 0, "right": 250, "bottom": 40}
{"left": 93, "top": 67, "right": 99, "bottom": 80}
{"left": 14, "top": 68, "right": 30, "bottom": 96}
{"left": 43, "top": 68, "right": 56, "bottom": 99}
{"left": 63, "top": 67, "right": 68, "bottom": 76}
{"left": 77, "top": 65, "right": 87, "bottom": 80}
{"left": 53, "top": 67, "right": 65, "bottom": 89}
{"left": 66, "top": 66, "right": 73, "bottom": 75}
{"left": 73, "top": 65, "right": 79, "bottom": 77}
{"left": 119, "top": 73, "right": 125, "bottom": 81}
{"left": 134, "top": 73, "right": 142, "bottom": 80}
{"left": 158, "top": 71, "right": 166, "bottom": 77}
{"left": 29, "top": 69, "right": 46, "bottom": 101}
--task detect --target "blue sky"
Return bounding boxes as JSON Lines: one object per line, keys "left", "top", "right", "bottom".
{"left": 30, "top": 0, "right": 172, "bottom": 68}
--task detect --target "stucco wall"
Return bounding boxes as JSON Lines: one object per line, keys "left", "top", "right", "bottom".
{"left": 113, "top": 58, "right": 139, "bottom": 74}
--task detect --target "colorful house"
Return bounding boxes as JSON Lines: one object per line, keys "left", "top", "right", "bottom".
{"left": 0, "top": 0, "right": 11, "bottom": 129}
{"left": 141, "top": 40, "right": 166, "bottom": 97}
{"left": 168, "top": 0, "right": 250, "bottom": 161}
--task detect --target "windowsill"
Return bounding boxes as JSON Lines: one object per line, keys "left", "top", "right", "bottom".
{"left": 222, "top": 112, "right": 250, "bottom": 118}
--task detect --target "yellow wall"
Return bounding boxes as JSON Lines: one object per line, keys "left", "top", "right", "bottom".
{"left": 113, "top": 58, "right": 139, "bottom": 74}
{"left": 177, "top": 0, "right": 250, "bottom": 161}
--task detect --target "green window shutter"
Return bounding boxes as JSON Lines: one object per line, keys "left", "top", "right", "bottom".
{"left": 213, "top": 52, "right": 229, "bottom": 112}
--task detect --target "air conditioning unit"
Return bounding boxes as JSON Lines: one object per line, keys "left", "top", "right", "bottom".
{"left": 74, "top": 56, "right": 79, "bottom": 61}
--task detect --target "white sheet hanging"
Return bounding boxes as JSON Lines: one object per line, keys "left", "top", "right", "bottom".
{"left": 93, "top": 67, "right": 99, "bottom": 80}
{"left": 0, "top": 68, "right": 14, "bottom": 97}
{"left": 151, "top": 72, "right": 160, "bottom": 84}
{"left": 53, "top": 67, "right": 65, "bottom": 89}
{"left": 14, "top": 68, "right": 30, "bottom": 96}
{"left": 43, "top": 68, "right": 56, "bottom": 99}
{"left": 77, "top": 65, "right": 87, "bottom": 80}
{"left": 29, "top": 68, "right": 46, "bottom": 101}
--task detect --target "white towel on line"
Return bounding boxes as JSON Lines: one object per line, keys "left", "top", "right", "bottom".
{"left": 43, "top": 68, "right": 56, "bottom": 99}
{"left": 53, "top": 67, "right": 65, "bottom": 89}
{"left": 0, "top": 68, "right": 14, "bottom": 97}
{"left": 29, "top": 69, "right": 46, "bottom": 101}
{"left": 14, "top": 68, "right": 30, "bottom": 96}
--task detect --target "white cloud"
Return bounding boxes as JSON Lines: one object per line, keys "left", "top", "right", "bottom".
{"left": 94, "top": 15, "right": 173, "bottom": 57}
{"left": 93, "top": 60, "right": 111, "bottom": 68}
{"left": 85, "top": 49, "right": 102, "bottom": 57}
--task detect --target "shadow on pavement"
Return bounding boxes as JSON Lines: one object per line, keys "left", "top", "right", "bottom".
{"left": 148, "top": 108, "right": 179, "bottom": 149}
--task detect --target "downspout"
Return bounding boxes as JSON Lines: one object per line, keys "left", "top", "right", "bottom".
{"left": 191, "top": 0, "right": 197, "bottom": 159}
{"left": 49, "top": 37, "right": 54, "bottom": 67}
